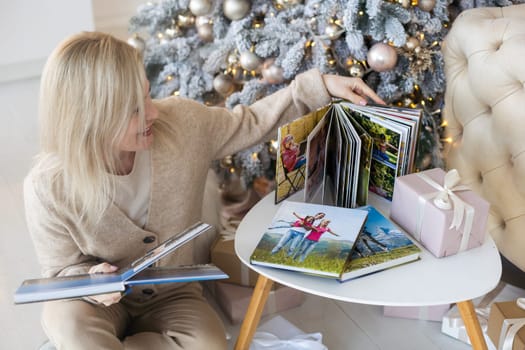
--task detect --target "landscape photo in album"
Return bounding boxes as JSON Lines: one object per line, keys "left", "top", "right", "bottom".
{"left": 250, "top": 200, "right": 368, "bottom": 279}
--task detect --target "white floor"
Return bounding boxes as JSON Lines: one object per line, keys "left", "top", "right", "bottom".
{"left": 0, "top": 77, "right": 474, "bottom": 349}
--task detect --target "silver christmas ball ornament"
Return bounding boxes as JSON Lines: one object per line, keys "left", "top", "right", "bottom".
{"left": 197, "top": 23, "right": 214, "bottom": 42}
{"left": 418, "top": 0, "right": 436, "bottom": 12}
{"left": 405, "top": 37, "right": 420, "bottom": 51}
{"left": 239, "top": 51, "right": 262, "bottom": 71}
{"left": 127, "top": 33, "right": 146, "bottom": 53}
{"left": 189, "top": 0, "right": 212, "bottom": 16}
{"left": 227, "top": 52, "right": 239, "bottom": 66}
{"left": 213, "top": 73, "right": 234, "bottom": 96}
{"left": 195, "top": 16, "right": 211, "bottom": 27}
{"left": 261, "top": 59, "right": 284, "bottom": 84}
{"left": 223, "top": 0, "right": 250, "bottom": 21}
{"left": 367, "top": 43, "right": 398, "bottom": 72}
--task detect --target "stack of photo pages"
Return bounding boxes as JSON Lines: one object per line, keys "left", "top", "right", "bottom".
{"left": 274, "top": 100, "right": 422, "bottom": 206}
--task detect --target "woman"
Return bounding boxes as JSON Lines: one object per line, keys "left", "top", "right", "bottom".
{"left": 24, "top": 31, "right": 384, "bottom": 349}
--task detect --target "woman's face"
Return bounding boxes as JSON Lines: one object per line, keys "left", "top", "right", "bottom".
{"left": 118, "top": 80, "right": 159, "bottom": 152}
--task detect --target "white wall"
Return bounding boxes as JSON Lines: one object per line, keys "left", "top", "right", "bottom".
{"left": 0, "top": 0, "right": 94, "bottom": 83}
{"left": 92, "top": 0, "right": 145, "bottom": 40}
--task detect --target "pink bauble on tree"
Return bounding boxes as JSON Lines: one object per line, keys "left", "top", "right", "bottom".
{"left": 261, "top": 59, "right": 284, "bottom": 84}
{"left": 367, "top": 43, "right": 398, "bottom": 72}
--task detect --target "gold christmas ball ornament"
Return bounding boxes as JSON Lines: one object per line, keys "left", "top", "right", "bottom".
{"left": 275, "top": 0, "right": 303, "bottom": 9}
{"left": 398, "top": 0, "right": 411, "bottom": 8}
{"left": 367, "top": 42, "right": 398, "bottom": 72}
{"left": 405, "top": 36, "right": 420, "bottom": 51}
{"left": 348, "top": 63, "right": 365, "bottom": 78}
{"left": 127, "top": 33, "right": 146, "bottom": 53}
{"left": 220, "top": 155, "right": 234, "bottom": 168}
{"left": 239, "top": 51, "right": 262, "bottom": 71}
{"left": 165, "top": 25, "right": 182, "bottom": 38}
{"left": 203, "top": 90, "right": 223, "bottom": 106}
{"left": 261, "top": 59, "right": 284, "bottom": 84}
{"left": 177, "top": 11, "right": 195, "bottom": 28}
{"left": 189, "top": 0, "right": 212, "bottom": 16}
{"left": 325, "top": 23, "right": 343, "bottom": 40}
{"left": 223, "top": 0, "right": 251, "bottom": 21}
{"left": 418, "top": 0, "right": 436, "bottom": 12}
{"left": 213, "top": 73, "right": 235, "bottom": 96}
{"left": 252, "top": 13, "right": 265, "bottom": 28}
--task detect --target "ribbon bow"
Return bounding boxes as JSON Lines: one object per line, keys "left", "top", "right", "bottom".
{"left": 498, "top": 298, "right": 525, "bottom": 350}
{"left": 415, "top": 169, "right": 475, "bottom": 252}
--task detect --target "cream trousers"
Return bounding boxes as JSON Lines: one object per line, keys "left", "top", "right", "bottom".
{"left": 42, "top": 282, "right": 227, "bottom": 350}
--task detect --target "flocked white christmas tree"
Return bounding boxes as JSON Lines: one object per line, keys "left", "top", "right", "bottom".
{"left": 128, "top": 0, "right": 524, "bottom": 189}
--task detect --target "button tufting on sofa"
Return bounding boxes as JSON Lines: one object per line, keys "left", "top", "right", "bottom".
{"left": 443, "top": 4, "right": 525, "bottom": 277}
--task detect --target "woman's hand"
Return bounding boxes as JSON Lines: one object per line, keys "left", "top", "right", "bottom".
{"left": 322, "top": 74, "right": 385, "bottom": 106}
{"left": 85, "top": 262, "right": 123, "bottom": 306}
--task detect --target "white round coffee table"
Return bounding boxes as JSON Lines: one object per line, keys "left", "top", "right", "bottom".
{"left": 233, "top": 191, "right": 501, "bottom": 350}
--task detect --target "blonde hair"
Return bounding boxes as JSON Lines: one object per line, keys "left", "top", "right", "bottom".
{"left": 35, "top": 31, "right": 149, "bottom": 223}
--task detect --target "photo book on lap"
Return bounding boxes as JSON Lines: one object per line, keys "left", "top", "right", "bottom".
{"left": 14, "top": 222, "right": 228, "bottom": 304}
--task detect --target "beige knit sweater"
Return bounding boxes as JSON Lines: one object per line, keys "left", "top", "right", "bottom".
{"left": 23, "top": 69, "right": 331, "bottom": 281}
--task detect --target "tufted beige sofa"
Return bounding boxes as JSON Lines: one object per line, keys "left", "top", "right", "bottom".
{"left": 442, "top": 4, "right": 525, "bottom": 281}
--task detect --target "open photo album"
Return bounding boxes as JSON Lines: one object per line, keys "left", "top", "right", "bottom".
{"left": 14, "top": 222, "right": 228, "bottom": 304}
{"left": 274, "top": 100, "right": 422, "bottom": 206}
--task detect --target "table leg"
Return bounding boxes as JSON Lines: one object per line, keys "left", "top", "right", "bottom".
{"left": 456, "top": 300, "right": 488, "bottom": 350}
{"left": 234, "top": 274, "right": 274, "bottom": 350}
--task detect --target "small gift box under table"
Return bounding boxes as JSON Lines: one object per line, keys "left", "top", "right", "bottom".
{"left": 390, "top": 168, "right": 490, "bottom": 258}
{"left": 383, "top": 304, "right": 451, "bottom": 322}
{"left": 487, "top": 300, "right": 525, "bottom": 350}
{"left": 211, "top": 238, "right": 259, "bottom": 287}
{"left": 212, "top": 281, "right": 305, "bottom": 324}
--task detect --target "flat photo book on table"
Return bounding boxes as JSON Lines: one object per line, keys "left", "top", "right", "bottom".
{"left": 342, "top": 205, "right": 421, "bottom": 281}
{"left": 250, "top": 200, "right": 368, "bottom": 280}
{"left": 14, "top": 222, "right": 228, "bottom": 304}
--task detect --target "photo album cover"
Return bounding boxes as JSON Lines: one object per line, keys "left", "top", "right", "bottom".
{"left": 250, "top": 200, "right": 368, "bottom": 280}
{"left": 341, "top": 205, "right": 421, "bottom": 281}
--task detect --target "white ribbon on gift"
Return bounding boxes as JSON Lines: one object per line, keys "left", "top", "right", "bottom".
{"left": 498, "top": 298, "right": 525, "bottom": 350}
{"left": 414, "top": 169, "right": 475, "bottom": 253}
{"left": 250, "top": 331, "right": 327, "bottom": 350}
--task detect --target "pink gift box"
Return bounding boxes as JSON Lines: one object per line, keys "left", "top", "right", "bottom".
{"left": 213, "top": 281, "right": 305, "bottom": 324}
{"left": 390, "top": 168, "right": 490, "bottom": 258}
{"left": 383, "top": 304, "right": 451, "bottom": 322}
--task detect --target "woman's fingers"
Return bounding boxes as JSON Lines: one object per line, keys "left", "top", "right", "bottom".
{"left": 322, "top": 74, "right": 385, "bottom": 105}
{"left": 88, "top": 262, "right": 119, "bottom": 274}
